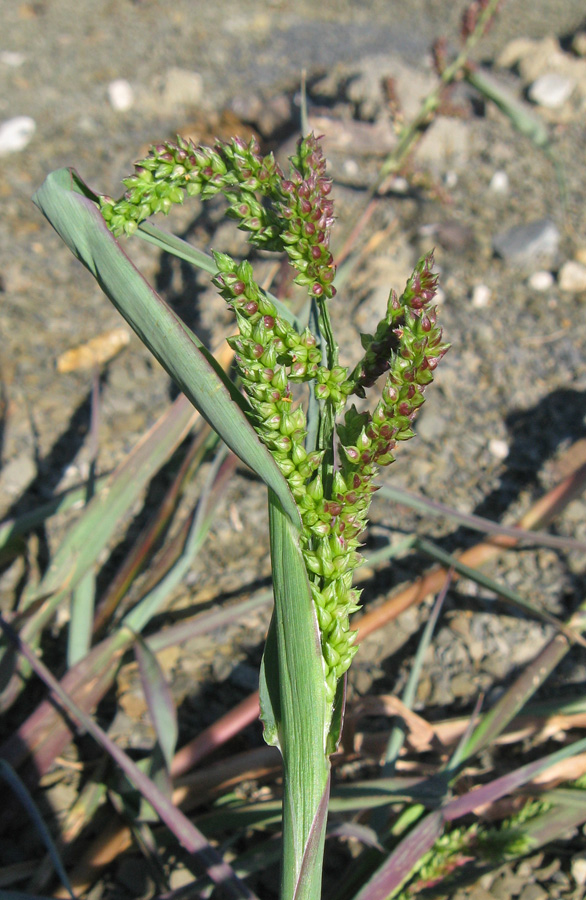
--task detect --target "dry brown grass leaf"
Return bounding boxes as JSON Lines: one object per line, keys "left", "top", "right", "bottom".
{"left": 56, "top": 327, "right": 131, "bottom": 372}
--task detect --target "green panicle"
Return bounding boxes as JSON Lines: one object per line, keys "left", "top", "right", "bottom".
{"left": 99, "top": 132, "right": 447, "bottom": 703}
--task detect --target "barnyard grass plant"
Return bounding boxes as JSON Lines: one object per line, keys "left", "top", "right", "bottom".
{"left": 32, "top": 131, "right": 447, "bottom": 899}
{"left": 6, "top": 3, "right": 585, "bottom": 894}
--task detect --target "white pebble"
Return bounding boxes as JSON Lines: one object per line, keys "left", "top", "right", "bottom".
{"left": 389, "top": 175, "right": 409, "bottom": 194}
{"left": 343, "top": 158, "right": 359, "bottom": 177}
{"left": 0, "top": 115, "right": 35, "bottom": 155}
{"left": 572, "top": 855, "right": 586, "bottom": 886}
{"left": 489, "top": 439, "right": 509, "bottom": 460}
{"left": 0, "top": 51, "right": 26, "bottom": 67}
{"left": 558, "top": 260, "right": 586, "bottom": 293}
{"left": 163, "top": 67, "right": 204, "bottom": 107}
{"left": 471, "top": 284, "right": 491, "bottom": 308}
{"left": 528, "top": 270, "right": 554, "bottom": 291}
{"left": 489, "top": 170, "right": 509, "bottom": 193}
{"left": 418, "top": 223, "right": 438, "bottom": 238}
{"left": 444, "top": 170, "right": 458, "bottom": 189}
{"left": 108, "top": 79, "right": 134, "bottom": 111}
{"left": 528, "top": 72, "right": 575, "bottom": 109}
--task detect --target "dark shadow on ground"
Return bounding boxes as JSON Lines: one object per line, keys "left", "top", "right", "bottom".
{"left": 362, "top": 385, "right": 586, "bottom": 709}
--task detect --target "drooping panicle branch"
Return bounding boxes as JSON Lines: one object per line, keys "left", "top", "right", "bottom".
{"left": 100, "top": 135, "right": 284, "bottom": 245}
{"left": 100, "top": 133, "right": 337, "bottom": 301}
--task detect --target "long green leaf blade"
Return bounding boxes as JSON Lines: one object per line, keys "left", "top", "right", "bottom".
{"left": 137, "top": 220, "right": 301, "bottom": 329}
{"left": 0, "top": 474, "right": 109, "bottom": 552}
{"left": 134, "top": 634, "right": 178, "bottom": 772}
{"left": 261, "top": 491, "right": 330, "bottom": 900}
{"left": 32, "top": 168, "right": 300, "bottom": 530}
{"left": 17, "top": 395, "right": 195, "bottom": 642}
{"left": 67, "top": 570, "right": 95, "bottom": 667}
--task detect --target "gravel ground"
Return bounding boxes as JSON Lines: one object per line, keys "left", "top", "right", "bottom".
{"left": 1, "top": 1, "right": 586, "bottom": 898}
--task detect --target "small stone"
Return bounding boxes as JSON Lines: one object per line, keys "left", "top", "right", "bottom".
{"left": 43, "top": 781, "right": 79, "bottom": 819}
{"left": 489, "top": 170, "right": 509, "bottom": 193}
{"left": 436, "top": 220, "right": 474, "bottom": 253}
{"left": 482, "top": 654, "right": 511, "bottom": 680}
{"left": 118, "top": 688, "right": 148, "bottom": 719}
{"left": 489, "top": 438, "right": 509, "bottom": 460}
{"left": 256, "top": 92, "right": 292, "bottom": 138}
{"left": 430, "top": 673, "right": 453, "bottom": 707}
{"left": 496, "top": 37, "right": 539, "bottom": 70}
{"left": 551, "top": 870, "right": 571, "bottom": 889}
{"left": 493, "top": 219, "right": 560, "bottom": 265}
{"left": 163, "top": 67, "right": 204, "bottom": 107}
{"left": 388, "top": 175, "right": 409, "bottom": 193}
{"left": 398, "top": 605, "right": 420, "bottom": 636}
{"left": 449, "top": 613, "right": 470, "bottom": 638}
{"left": 0, "top": 51, "right": 26, "bottom": 67}
{"left": 467, "top": 889, "right": 496, "bottom": 900}
{"left": 491, "top": 869, "right": 528, "bottom": 900}
{"left": 416, "top": 408, "right": 448, "bottom": 442}
{"left": 571, "top": 853, "right": 586, "bottom": 886}
{"left": 558, "top": 260, "right": 586, "bottom": 293}
{"left": 450, "top": 672, "right": 476, "bottom": 699}
{"left": 0, "top": 115, "right": 35, "bottom": 155}
{"left": 418, "top": 223, "right": 437, "bottom": 239}
{"left": 528, "top": 270, "right": 554, "bottom": 291}
{"left": 310, "top": 69, "right": 344, "bottom": 101}
{"left": 519, "top": 884, "right": 547, "bottom": 900}
{"left": 529, "top": 72, "right": 575, "bottom": 108}
{"left": 352, "top": 653, "right": 386, "bottom": 694}
{"left": 343, "top": 158, "right": 359, "bottom": 178}
{"left": 415, "top": 117, "right": 469, "bottom": 170}
{"left": 0, "top": 454, "right": 36, "bottom": 496}
{"left": 518, "top": 855, "right": 544, "bottom": 877}
{"left": 168, "top": 865, "right": 195, "bottom": 890}
{"left": 572, "top": 32, "right": 586, "bottom": 57}
{"left": 468, "top": 639, "right": 484, "bottom": 663}
{"left": 230, "top": 92, "right": 263, "bottom": 122}
{"left": 212, "top": 652, "right": 236, "bottom": 682}
{"left": 107, "top": 79, "right": 134, "bottom": 111}
{"left": 416, "top": 673, "right": 432, "bottom": 703}
{"left": 575, "top": 247, "right": 586, "bottom": 266}
{"left": 506, "top": 37, "right": 566, "bottom": 85}
{"left": 472, "top": 284, "right": 491, "bottom": 308}
{"left": 512, "top": 637, "right": 545, "bottom": 666}
{"left": 108, "top": 709, "right": 155, "bottom": 750}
